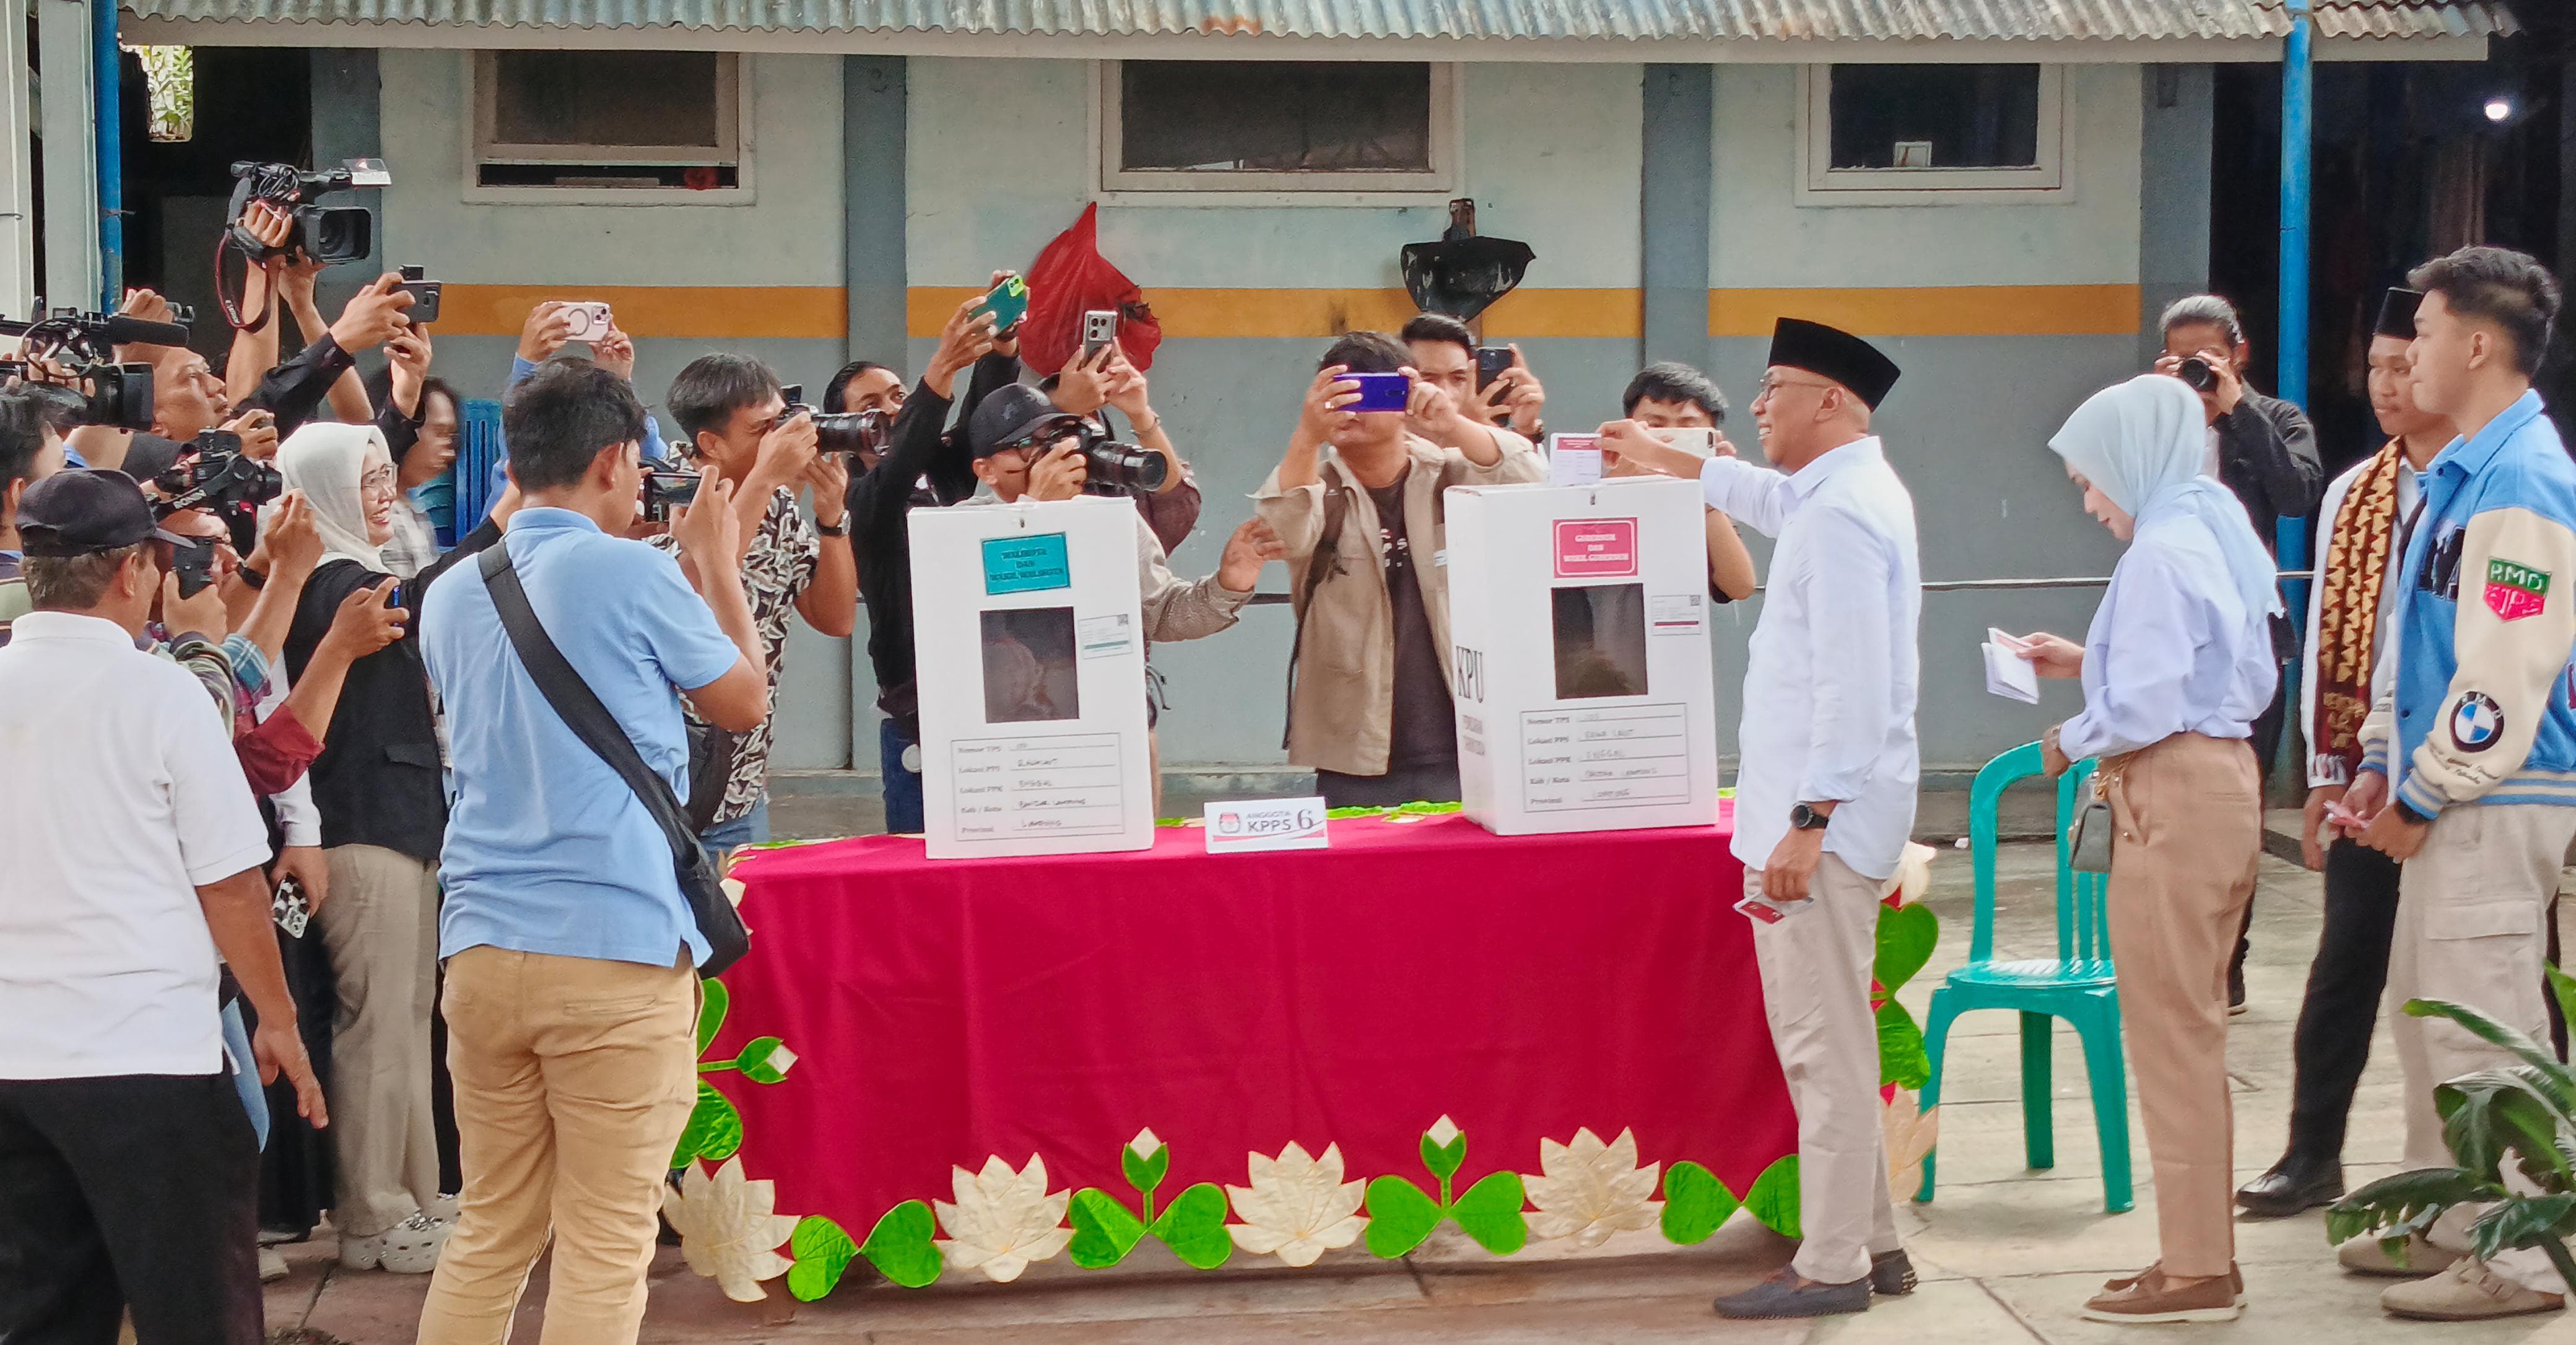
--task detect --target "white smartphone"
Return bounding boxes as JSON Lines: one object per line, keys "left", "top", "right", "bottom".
{"left": 1081, "top": 310, "right": 1118, "bottom": 360}
{"left": 562, "top": 302, "right": 614, "bottom": 342}
{"left": 1655, "top": 427, "right": 1719, "bottom": 459}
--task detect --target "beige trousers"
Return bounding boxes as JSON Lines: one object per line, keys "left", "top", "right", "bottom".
{"left": 417, "top": 946, "right": 698, "bottom": 1345}
{"left": 320, "top": 843, "right": 445, "bottom": 1239}
{"left": 2104, "top": 732, "right": 2261, "bottom": 1282}
{"left": 1749, "top": 853, "right": 1902, "bottom": 1286}
{"left": 2392, "top": 803, "right": 2576, "bottom": 1295}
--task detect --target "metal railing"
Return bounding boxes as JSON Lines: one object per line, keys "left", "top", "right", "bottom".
{"left": 1243, "top": 571, "right": 2318, "bottom": 604}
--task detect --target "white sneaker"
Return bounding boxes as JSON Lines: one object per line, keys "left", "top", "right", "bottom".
{"left": 340, "top": 1211, "right": 450, "bottom": 1274}
{"left": 258, "top": 1247, "right": 289, "bottom": 1283}
{"left": 427, "top": 1192, "right": 459, "bottom": 1223}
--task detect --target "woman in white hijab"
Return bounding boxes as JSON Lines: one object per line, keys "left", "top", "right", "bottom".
{"left": 276, "top": 421, "right": 455, "bottom": 1275}
{"left": 2014, "top": 374, "right": 2279, "bottom": 1326}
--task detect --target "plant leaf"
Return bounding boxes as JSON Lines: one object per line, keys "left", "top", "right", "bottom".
{"left": 2405, "top": 998, "right": 2576, "bottom": 1110}
{"left": 785, "top": 1216, "right": 859, "bottom": 1301}
{"left": 1149, "top": 1182, "right": 1234, "bottom": 1269}
{"left": 1122, "top": 1143, "right": 1170, "bottom": 1197}
{"left": 2328, "top": 1167, "right": 2502, "bottom": 1245}
{"left": 2465, "top": 1194, "right": 2576, "bottom": 1264}
{"left": 1421, "top": 1130, "right": 1468, "bottom": 1183}
{"left": 1068, "top": 1188, "right": 1148, "bottom": 1269}
{"left": 1450, "top": 1172, "right": 1528, "bottom": 1255}
{"left": 1745, "top": 1156, "right": 1801, "bottom": 1240}
{"left": 1874, "top": 902, "right": 1939, "bottom": 995}
{"left": 2436, "top": 1074, "right": 2576, "bottom": 1190}
{"left": 696, "top": 977, "right": 730, "bottom": 1056}
{"left": 733, "top": 1036, "right": 796, "bottom": 1086}
{"left": 671, "top": 1081, "right": 744, "bottom": 1167}
{"left": 1659, "top": 1161, "right": 1740, "bottom": 1245}
{"left": 2549, "top": 966, "right": 2576, "bottom": 1055}
{"left": 1363, "top": 1176, "right": 1443, "bottom": 1258}
{"left": 1877, "top": 999, "right": 1931, "bottom": 1090}
{"left": 859, "top": 1199, "right": 944, "bottom": 1288}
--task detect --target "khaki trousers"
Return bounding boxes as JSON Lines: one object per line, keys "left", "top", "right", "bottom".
{"left": 2392, "top": 803, "right": 2576, "bottom": 1295}
{"left": 1749, "top": 854, "right": 1902, "bottom": 1286}
{"left": 319, "top": 843, "right": 444, "bottom": 1238}
{"left": 2104, "top": 733, "right": 2261, "bottom": 1282}
{"left": 417, "top": 946, "right": 698, "bottom": 1345}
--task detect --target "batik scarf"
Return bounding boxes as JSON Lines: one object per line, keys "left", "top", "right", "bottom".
{"left": 2307, "top": 440, "right": 2406, "bottom": 783}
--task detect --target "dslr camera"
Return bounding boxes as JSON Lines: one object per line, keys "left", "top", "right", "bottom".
{"left": 155, "top": 430, "right": 284, "bottom": 527}
{"left": 227, "top": 159, "right": 388, "bottom": 265}
{"left": 2175, "top": 355, "right": 2223, "bottom": 393}
{"left": 779, "top": 385, "right": 890, "bottom": 460}
{"left": 1073, "top": 420, "right": 1166, "bottom": 497}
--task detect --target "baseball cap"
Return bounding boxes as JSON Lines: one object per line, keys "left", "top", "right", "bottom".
{"left": 17, "top": 469, "right": 189, "bottom": 557}
{"left": 966, "top": 385, "right": 1084, "bottom": 459}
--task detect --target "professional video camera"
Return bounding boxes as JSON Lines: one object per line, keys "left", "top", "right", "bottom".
{"left": 154, "top": 430, "right": 283, "bottom": 528}
{"left": 0, "top": 306, "right": 191, "bottom": 430}
{"left": 226, "top": 160, "right": 387, "bottom": 266}
{"left": 780, "top": 384, "right": 891, "bottom": 460}
{"left": 1073, "top": 420, "right": 1165, "bottom": 496}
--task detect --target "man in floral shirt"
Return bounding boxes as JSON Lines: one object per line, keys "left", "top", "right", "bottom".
{"left": 658, "top": 355, "right": 858, "bottom": 851}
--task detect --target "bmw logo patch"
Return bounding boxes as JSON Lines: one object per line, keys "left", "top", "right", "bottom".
{"left": 2452, "top": 692, "right": 2504, "bottom": 752}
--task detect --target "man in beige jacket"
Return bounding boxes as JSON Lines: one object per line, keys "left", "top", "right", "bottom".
{"left": 1256, "top": 331, "right": 1545, "bottom": 808}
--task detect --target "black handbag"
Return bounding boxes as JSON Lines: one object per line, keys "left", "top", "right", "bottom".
{"left": 476, "top": 546, "right": 752, "bottom": 977}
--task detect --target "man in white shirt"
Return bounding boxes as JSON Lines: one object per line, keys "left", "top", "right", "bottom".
{"left": 1609, "top": 318, "right": 1921, "bottom": 1318}
{"left": 0, "top": 470, "right": 326, "bottom": 1345}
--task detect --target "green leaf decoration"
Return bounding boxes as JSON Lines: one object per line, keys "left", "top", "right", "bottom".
{"left": 1450, "top": 1171, "right": 1529, "bottom": 1255}
{"left": 1877, "top": 999, "right": 1931, "bottom": 1090}
{"left": 859, "top": 1200, "right": 944, "bottom": 1289}
{"left": 695, "top": 977, "right": 731, "bottom": 1056}
{"left": 1149, "top": 1182, "right": 1235, "bottom": 1269}
{"left": 671, "top": 1080, "right": 744, "bottom": 1167}
{"left": 1874, "top": 902, "right": 1939, "bottom": 995}
{"left": 733, "top": 1036, "right": 796, "bottom": 1086}
{"left": 1363, "top": 1176, "right": 1443, "bottom": 1258}
{"left": 1658, "top": 1161, "right": 1740, "bottom": 1245}
{"left": 1421, "top": 1130, "right": 1468, "bottom": 1183}
{"left": 785, "top": 1215, "right": 859, "bottom": 1302}
{"left": 1123, "top": 1142, "right": 1170, "bottom": 1197}
{"left": 1745, "top": 1156, "right": 1802, "bottom": 1239}
{"left": 1068, "top": 1188, "right": 1148, "bottom": 1269}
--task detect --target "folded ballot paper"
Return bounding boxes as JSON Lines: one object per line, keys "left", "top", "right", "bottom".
{"left": 1983, "top": 628, "right": 2040, "bottom": 704}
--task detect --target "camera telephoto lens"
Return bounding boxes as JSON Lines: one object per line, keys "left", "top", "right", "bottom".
{"left": 1079, "top": 437, "right": 1168, "bottom": 495}
{"left": 2177, "top": 357, "right": 2219, "bottom": 393}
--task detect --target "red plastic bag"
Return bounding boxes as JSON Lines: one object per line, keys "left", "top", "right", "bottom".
{"left": 1020, "top": 204, "right": 1161, "bottom": 375}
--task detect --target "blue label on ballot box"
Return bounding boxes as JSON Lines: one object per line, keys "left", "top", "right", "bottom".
{"left": 982, "top": 533, "right": 1073, "bottom": 595}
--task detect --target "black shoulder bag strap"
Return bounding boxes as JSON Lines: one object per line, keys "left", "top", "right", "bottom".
{"left": 476, "top": 544, "right": 750, "bottom": 977}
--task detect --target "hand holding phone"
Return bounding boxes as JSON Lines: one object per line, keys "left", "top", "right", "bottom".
{"left": 561, "top": 302, "right": 614, "bottom": 342}
{"left": 978, "top": 276, "right": 1030, "bottom": 335}
{"left": 1345, "top": 372, "right": 1411, "bottom": 412}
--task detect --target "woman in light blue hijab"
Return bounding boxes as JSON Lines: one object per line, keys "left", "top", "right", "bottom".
{"left": 2016, "top": 373, "right": 2278, "bottom": 1325}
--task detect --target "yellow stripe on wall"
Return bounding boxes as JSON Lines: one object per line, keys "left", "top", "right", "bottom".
{"left": 1710, "top": 285, "right": 2143, "bottom": 338}
{"left": 433, "top": 284, "right": 847, "bottom": 339}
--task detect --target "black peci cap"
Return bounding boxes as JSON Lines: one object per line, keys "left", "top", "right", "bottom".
{"left": 1769, "top": 318, "right": 1902, "bottom": 411}
{"left": 16, "top": 469, "right": 188, "bottom": 557}
{"left": 967, "top": 385, "right": 1083, "bottom": 459}
{"left": 2375, "top": 287, "right": 2426, "bottom": 340}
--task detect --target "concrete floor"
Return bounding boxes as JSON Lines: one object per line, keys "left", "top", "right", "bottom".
{"left": 261, "top": 822, "right": 2576, "bottom": 1343}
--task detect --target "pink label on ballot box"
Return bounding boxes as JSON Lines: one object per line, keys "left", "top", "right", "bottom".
{"left": 1554, "top": 519, "right": 1640, "bottom": 579}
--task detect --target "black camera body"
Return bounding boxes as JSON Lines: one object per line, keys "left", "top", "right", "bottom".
{"left": 228, "top": 161, "right": 375, "bottom": 264}
{"left": 155, "top": 431, "right": 283, "bottom": 525}
{"left": 82, "top": 362, "right": 156, "bottom": 432}
{"left": 1076, "top": 422, "right": 1167, "bottom": 496}
{"left": 2177, "top": 356, "right": 2221, "bottom": 393}
{"left": 0, "top": 308, "right": 177, "bottom": 430}
{"left": 642, "top": 469, "right": 702, "bottom": 525}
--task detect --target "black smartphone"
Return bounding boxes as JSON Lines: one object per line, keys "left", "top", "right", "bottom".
{"left": 170, "top": 536, "right": 218, "bottom": 599}
{"left": 1475, "top": 346, "right": 1513, "bottom": 393}
{"left": 398, "top": 264, "right": 442, "bottom": 326}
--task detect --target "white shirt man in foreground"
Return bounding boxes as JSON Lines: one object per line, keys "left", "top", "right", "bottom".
{"left": 1608, "top": 317, "right": 1921, "bottom": 1320}
{"left": 0, "top": 469, "right": 326, "bottom": 1344}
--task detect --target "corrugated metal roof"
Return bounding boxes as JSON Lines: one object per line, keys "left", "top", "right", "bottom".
{"left": 120, "top": 0, "right": 2518, "bottom": 40}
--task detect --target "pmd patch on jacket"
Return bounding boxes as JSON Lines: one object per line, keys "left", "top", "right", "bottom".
{"left": 2484, "top": 558, "right": 2552, "bottom": 622}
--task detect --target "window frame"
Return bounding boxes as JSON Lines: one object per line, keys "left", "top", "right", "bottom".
{"left": 1796, "top": 63, "right": 2068, "bottom": 206}
{"left": 1094, "top": 60, "right": 1463, "bottom": 206}
{"left": 464, "top": 50, "right": 755, "bottom": 205}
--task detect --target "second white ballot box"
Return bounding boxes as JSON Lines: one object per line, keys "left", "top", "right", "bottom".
{"left": 909, "top": 496, "right": 1155, "bottom": 859}
{"left": 1445, "top": 477, "right": 1719, "bottom": 836}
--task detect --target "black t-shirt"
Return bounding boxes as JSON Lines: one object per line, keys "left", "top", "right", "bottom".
{"left": 284, "top": 557, "right": 447, "bottom": 863}
{"left": 1367, "top": 475, "right": 1458, "bottom": 771}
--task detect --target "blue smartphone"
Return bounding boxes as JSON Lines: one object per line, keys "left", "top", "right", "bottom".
{"left": 1346, "top": 372, "right": 1411, "bottom": 412}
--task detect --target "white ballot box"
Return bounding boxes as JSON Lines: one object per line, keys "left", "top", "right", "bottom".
{"left": 908, "top": 497, "right": 1155, "bottom": 858}
{"left": 1445, "top": 477, "right": 1720, "bottom": 836}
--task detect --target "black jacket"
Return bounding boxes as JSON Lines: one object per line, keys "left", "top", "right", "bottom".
{"left": 242, "top": 334, "right": 357, "bottom": 439}
{"left": 284, "top": 558, "right": 447, "bottom": 863}
{"left": 2214, "top": 390, "right": 2324, "bottom": 557}
{"left": 846, "top": 354, "right": 1017, "bottom": 733}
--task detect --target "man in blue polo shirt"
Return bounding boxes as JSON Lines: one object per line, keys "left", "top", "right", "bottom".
{"left": 415, "top": 359, "right": 765, "bottom": 1344}
{"left": 2343, "top": 246, "right": 2576, "bottom": 1321}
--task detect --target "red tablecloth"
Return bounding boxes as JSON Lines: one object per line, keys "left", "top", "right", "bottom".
{"left": 717, "top": 812, "right": 1793, "bottom": 1242}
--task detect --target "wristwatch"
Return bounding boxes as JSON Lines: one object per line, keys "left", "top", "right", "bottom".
{"left": 814, "top": 516, "right": 850, "bottom": 538}
{"left": 1789, "top": 803, "right": 1832, "bottom": 831}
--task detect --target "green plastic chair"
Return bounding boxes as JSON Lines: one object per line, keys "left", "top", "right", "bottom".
{"left": 1912, "top": 741, "right": 2133, "bottom": 1214}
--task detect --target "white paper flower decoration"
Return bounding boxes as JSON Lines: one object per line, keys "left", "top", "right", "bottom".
{"left": 1881, "top": 841, "right": 1938, "bottom": 905}
{"left": 1884, "top": 1090, "right": 1940, "bottom": 1195}
{"left": 1522, "top": 1127, "right": 1661, "bottom": 1248}
{"left": 1226, "top": 1141, "right": 1370, "bottom": 1267}
{"left": 661, "top": 1157, "right": 801, "bottom": 1302}
{"left": 934, "top": 1154, "right": 1074, "bottom": 1283}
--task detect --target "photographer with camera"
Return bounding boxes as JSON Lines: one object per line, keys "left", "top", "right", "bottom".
{"left": 1041, "top": 342, "right": 1203, "bottom": 555}
{"left": 2156, "top": 294, "right": 2322, "bottom": 1011}
{"left": 0, "top": 468, "right": 327, "bottom": 1345}
{"left": 655, "top": 353, "right": 857, "bottom": 853}
{"left": 1401, "top": 313, "right": 1546, "bottom": 453}
{"left": 362, "top": 331, "right": 455, "bottom": 580}
{"left": 1260, "top": 332, "right": 1545, "bottom": 809}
